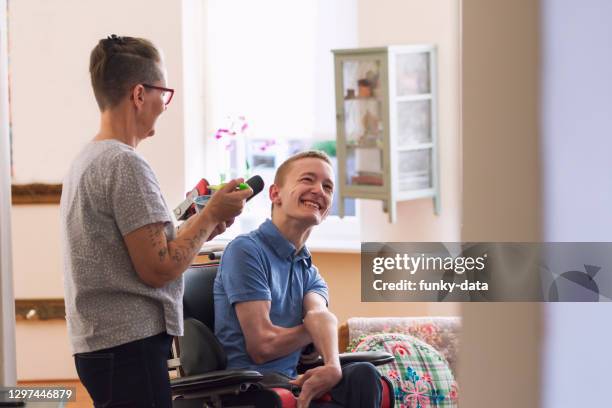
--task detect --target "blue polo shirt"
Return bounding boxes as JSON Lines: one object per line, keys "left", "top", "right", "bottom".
{"left": 213, "top": 219, "right": 329, "bottom": 377}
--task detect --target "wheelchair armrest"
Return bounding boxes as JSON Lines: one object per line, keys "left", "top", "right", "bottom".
{"left": 171, "top": 369, "right": 263, "bottom": 395}
{"left": 339, "top": 351, "right": 394, "bottom": 366}
{"left": 296, "top": 351, "right": 394, "bottom": 374}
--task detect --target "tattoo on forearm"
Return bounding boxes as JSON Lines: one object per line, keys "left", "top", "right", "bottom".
{"left": 146, "top": 224, "right": 164, "bottom": 247}
{"left": 184, "top": 236, "right": 198, "bottom": 250}
{"left": 145, "top": 223, "right": 168, "bottom": 262}
{"left": 171, "top": 246, "right": 188, "bottom": 263}
{"left": 143, "top": 221, "right": 213, "bottom": 277}
{"left": 158, "top": 248, "right": 167, "bottom": 262}
{"left": 169, "top": 227, "right": 210, "bottom": 265}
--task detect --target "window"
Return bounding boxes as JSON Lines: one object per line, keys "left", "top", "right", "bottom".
{"left": 202, "top": 0, "right": 360, "bottom": 248}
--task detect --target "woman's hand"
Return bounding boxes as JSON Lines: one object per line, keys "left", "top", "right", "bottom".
{"left": 203, "top": 179, "right": 252, "bottom": 224}
{"left": 207, "top": 217, "right": 236, "bottom": 241}
{"left": 124, "top": 180, "right": 251, "bottom": 288}
{"left": 208, "top": 221, "right": 227, "bottom": 241}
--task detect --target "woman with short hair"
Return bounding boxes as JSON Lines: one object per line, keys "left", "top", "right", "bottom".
{"left": 60, "top": 35, "right": 252, "bottom": 407}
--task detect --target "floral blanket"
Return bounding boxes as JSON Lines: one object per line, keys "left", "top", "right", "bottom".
{"left": 351, "top": 332, "right": 459, "bottom": 408}
{"left": 346, "top": 317, "right": 460, "bottom": 376}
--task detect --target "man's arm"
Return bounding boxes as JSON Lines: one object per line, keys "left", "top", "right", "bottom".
{"left": 290, "top": 292, "right": 342, "bottom": 408}
{"left": 234, "top": 300, "right": 313, "bottom": 364}
{"left": 302, "top": 292, "right": 340, "bottom": 368}
{"left": 124, "top": 179, "right": 251, "bottom": 288}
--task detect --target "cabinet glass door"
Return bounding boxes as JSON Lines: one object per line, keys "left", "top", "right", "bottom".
{"left": 397, "top": 149, "right": 432, "bottom": 191}
{"left": 395, "top": 52, "right": 430, "bottom": 96}
{"left": 394, "top": 51, "right": 433, "bottom": 193}
{"left": 397, "top": 100, "right": 431, "bottom": 146}
{"left": 341, "top": 58, "right": 384, "bottom": 187}
{"left": 395, "top": 51, "right": 432, "bottom": 149}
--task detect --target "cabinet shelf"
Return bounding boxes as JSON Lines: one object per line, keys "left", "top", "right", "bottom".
{"left": 394, "top": 94, "right": 432, "bottom": 102}
{"left": 346, "top": 141, "right": 383, "bottom": 149}
{"left": 344, "top": 96, "right": 382, "bottom": 102}
{"left": 396, "top": 143, "right": 433, "bottom": 151}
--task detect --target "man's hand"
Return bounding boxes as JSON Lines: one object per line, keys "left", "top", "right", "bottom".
{"left": 290, "top": 365, "right": 342, "bottom": 408}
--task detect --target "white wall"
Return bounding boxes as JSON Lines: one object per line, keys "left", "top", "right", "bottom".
{"left": 11, "top": 206, "right": 64, "bottom": 299}
{"left": 541, "top": 0, "right": 612, "bottom": 406}
{"left": 15, "top": 321, "right": 75, "bottom": 380}
{"left": 357, "top": 0, "right": 461, "bottom": 242}
{"left": 8, "top": 0, "right": 198, "bottom": 380}
{"left": 9, "top": 0, "right": 187, "bottom": 201}
{"left": 182, "top": 0, "right": 207, "bottom": 188}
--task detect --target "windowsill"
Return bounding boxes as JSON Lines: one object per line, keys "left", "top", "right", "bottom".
{"left": 200, "top": 239, "right": 230, "bottom": 254}
{"left": 200, "top": 238, "right": 361, "bottom": 255}
{"left": 306, "top": 239, "right": 361, "bottom": 253}
{"left": 200, "top": 234, "right": 361, "bottom": 254}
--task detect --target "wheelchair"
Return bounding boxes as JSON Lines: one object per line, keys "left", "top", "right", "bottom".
{"left": 168, "top": 257, "right": 395, "bottom": 408}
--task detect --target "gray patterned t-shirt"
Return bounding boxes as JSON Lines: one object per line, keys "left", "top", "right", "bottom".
{"left": 60, "top": 139, "right": 183, "bottom": 354}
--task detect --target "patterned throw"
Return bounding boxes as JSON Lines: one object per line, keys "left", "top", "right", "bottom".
{"left": 350, "top": 333, "right": 459, "bottom": 408}
{"left": 346, "top": 317, "right": 460, "bottom": 376}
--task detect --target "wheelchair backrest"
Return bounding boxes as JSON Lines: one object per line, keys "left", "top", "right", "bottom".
{"left": 183, "top": 263, "right": 219, "bottom": 332}
{"left": 179, "top": 262, "right": 230, "bottom": 374}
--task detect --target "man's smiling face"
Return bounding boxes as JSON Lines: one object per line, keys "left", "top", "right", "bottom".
{"left": 270, "top": 157, "right": 334, "bottom": 227}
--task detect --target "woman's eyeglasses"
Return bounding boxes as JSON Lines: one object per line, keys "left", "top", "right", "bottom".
{"left": 142, "top": 84, "right": 174, "bottom": 106}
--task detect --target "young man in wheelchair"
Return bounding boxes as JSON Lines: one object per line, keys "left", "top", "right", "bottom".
{"left": 214, "top": 151, "right": 382, "bottom": 408}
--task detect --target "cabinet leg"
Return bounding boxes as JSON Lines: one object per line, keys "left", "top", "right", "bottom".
{"left": 382, "top": 200, "right": 397, "bottom": 223}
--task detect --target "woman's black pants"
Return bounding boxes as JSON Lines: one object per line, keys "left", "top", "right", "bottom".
{"left": 74, "top": 332, "right": 173, "bottom": 407}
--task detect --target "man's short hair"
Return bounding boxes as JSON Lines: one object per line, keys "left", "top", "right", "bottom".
{"left": 274, "top": 150, "right": 332, "bottom": 187}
